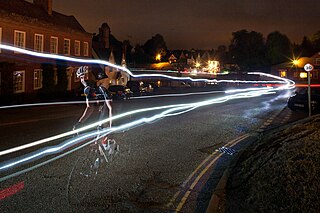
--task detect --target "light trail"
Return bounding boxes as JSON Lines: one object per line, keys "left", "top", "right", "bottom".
{"left": 0, "top": 84, "right": 281, "bottom": 157}
{"left": 131, "top": 90, "right": 224, "bottom": 99}
{"left": 0, "top": 44, "right": 290, "bottom": 85}
{"left": 0, "top": 100, "right": 85, "bottom": 110}
{"left": 0, "top": 43, "right": 295, "bottom": 175}
{"left": 0, "top": 90, "right": 223, "bottom": 110}
{"left": 0, "top": 87, "right": 278, "bottom": 173}
{"left": 0, "top": 102, "right": 191, "bottom": 156}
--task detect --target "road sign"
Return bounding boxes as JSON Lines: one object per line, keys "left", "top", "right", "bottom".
{"left": 303, "top": 64, "right": 314, "bottom": 116}
{"left": 304, "top": 63, "right": 314, "bottom": 72}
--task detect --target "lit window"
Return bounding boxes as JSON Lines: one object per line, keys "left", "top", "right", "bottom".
{"left": 300, "top": 72, "right": 308, "bottom": 79}
{"left": 34, "top": 69, "right": 43, "bottom": 89}
{"left": 314, "top": 58, "right": 320, "bottom": 65}
{"left": 13, "top": 70, "right": 25, "bottom": 93}
{"left": 63, "top": 38, "right": 70, "bottom": 55}
{"left": 14, "top": 30, "right": 26, "bottom": 50}
{"left": 83, "top": 42, "right": 89, "bottom": 56}
{"left": 50, "top": 36, "right": 58, "bottom": 54}
{"left": 280, "top": 71, "right": 287, "bottom": 77}
{"left": 75, "top": 40, "right": 80, "bottom": 56}
{"left": 34, "top": 34, "right": 44, "bottom": 52}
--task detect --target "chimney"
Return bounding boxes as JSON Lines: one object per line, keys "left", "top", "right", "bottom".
{"left": 33, "top": 0, "right": 52, "bottom": 15}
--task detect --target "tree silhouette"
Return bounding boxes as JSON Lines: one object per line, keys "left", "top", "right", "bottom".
{"left": 266, "top": 31, "right": 292, "bottom": 65}
{"left": 143, "top": 34, "right": 167, "bottom": 62}
{"left": 229, "top": 30, "right": 266, "bottom": 71}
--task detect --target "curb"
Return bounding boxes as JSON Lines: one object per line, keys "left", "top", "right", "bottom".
{"left": 205, "top": 114, "right": 320, "bottom": 213}
{"left": 205, "top": 148, "right": 245, "bottom": 213}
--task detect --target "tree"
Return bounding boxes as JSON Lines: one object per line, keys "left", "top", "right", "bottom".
{"left": 299, "top": 36, "right": 315, "bottom": 57}
{"left": 132, "top": 44, "right": 148, "bottom": 64}
{"left": 266, "top": 31, "right": 292, "bottom": 65}
{"left": 143, "top": 34, "right": 167, "bottom": 62}
{"left": 229, "top": 30, "right": 266, "bottom": 71}
{"left": 310, "top": 31, "right": 320, "bottom": 53}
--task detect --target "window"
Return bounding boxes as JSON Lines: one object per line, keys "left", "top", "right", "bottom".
{"left": 13, "top": 71, "right": 25, "bottom": 93}
{"left": 34, "top": 34, "right": 44, "bottom": 52}
{"left": 75, "top": 40, "right": 80, "bottom": 56}
{"left": 50, "top": 36, "right": 58, "bottom": 54}
{"left": 63, "top": 38, "right": 70, "bottom": 55}
{"left": 280, "top": 71, "right": 286, "bottom": 77}
{"left": 14, "top": 30, "right": 26, "bottom": 49}
{"left": 314, "top": 58, "right": 320, "bottom": 65}
{"left": 34, "top": 69, "right": 43, "bottom": 89}
{"left": 83, "top": 42, "right": 89, "bottom": 56}
{"left": 0, "top": 27, "right": 2, "bottom": 53}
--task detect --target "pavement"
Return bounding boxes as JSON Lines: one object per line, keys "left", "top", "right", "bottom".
{"left": 206, "top": 112, "right": 320, "bottom": 213}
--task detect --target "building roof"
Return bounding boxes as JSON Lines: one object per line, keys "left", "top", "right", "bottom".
{"left": 0, "top": 0, "right": 90, "bottom": 35}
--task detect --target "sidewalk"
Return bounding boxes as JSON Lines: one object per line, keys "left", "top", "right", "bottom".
{"left": 207, "top": 114, "right": 320, "bottom": 212}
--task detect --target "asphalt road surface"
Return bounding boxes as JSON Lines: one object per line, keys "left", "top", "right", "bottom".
{"left": 0, "top": 89, "right": 303, "bottom": 212}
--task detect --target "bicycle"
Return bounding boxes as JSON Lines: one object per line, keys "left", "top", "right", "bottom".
{"left": 66, "top": 130, "right": 120, "bottom": 205}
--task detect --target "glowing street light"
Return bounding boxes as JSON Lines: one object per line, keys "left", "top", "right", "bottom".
{"left": 156, "top": 54, "right": 161, "bottom": 61}
{"left": 293, "top": 59, "right": 299, "bottom": 66}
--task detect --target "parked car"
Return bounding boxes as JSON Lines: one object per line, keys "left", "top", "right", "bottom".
{"left": 126, "top": 81, "right": 154, "bottom": 96}
{"left": 108, "top": 85, "right": 133, "bottom": 100}
{"left": 287, "top": 87, "right": 320, "bottom": 113}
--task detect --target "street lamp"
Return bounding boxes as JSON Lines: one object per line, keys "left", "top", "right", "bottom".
{"left": 156, "top": 54, "right": 161, "bottom": 62}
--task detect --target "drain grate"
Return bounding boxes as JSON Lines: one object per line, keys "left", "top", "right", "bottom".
{"left": 218, "top": 146, "right": 237, "bottom": 155}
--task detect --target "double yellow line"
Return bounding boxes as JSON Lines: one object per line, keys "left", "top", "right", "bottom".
{"left": 168, "top": 133, "right": 250, "bottom": 212}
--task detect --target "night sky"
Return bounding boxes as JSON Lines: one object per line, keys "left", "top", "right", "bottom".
{"left": 29, "top": 0, "right": 320, "bottom": 49}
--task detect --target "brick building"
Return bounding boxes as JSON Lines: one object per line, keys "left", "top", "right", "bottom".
{"left": 0, "top": 0, "right": 92, "bottom": 104}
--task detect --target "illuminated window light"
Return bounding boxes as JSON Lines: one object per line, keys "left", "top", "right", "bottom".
{"left": 300, "top": 72, "right": 307, "bottom": 78}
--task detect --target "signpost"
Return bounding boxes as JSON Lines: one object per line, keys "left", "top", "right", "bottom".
{"left": 304, "top": 63, "right": 314, "bottom": 117}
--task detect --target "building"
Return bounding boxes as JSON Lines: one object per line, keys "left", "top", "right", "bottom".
{"left": 271, "top": 52, "right": 320, "bottom": 84}
{"left": 0, "top": 0, "right": 92, "bottom": 104}
{"left": 92, "top": 23, "right": 130, "bottom": 88}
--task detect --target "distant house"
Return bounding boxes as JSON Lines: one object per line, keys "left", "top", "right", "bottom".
{"left": 0, "top": 0, "right": 92, "bottom": 103}
{"left": 271, "top": 52, "right": 320, "bottom": 84}
{"left": 168, "top": 54, "right": 177, "bottom": 64}
{"left": 92, "top": 23, "right": 130, "bottom": 88}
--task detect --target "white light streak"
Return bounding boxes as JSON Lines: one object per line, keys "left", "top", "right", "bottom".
{"left": 0, "top": 44, "right": 296, "bottom": 172}
{"left": 1, "top": 87, "right": 276, "bottom": 168}
{"left": 0, "top": 44, "right": 292, "bottom": 85}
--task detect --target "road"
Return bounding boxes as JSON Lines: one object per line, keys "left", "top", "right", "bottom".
{"left": 0, "top": 88, "right": 306, "bottom": 212}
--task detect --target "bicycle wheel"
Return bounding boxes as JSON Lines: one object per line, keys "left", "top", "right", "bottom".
{"left": 67, "top": 143, "right": 101, "bottom": 205}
